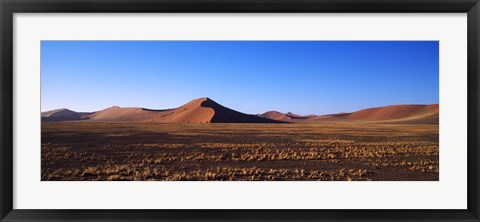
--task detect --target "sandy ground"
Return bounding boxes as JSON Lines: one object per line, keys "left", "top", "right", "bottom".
{"left": 41, "top": 122, "right": 438, "bottom": 181}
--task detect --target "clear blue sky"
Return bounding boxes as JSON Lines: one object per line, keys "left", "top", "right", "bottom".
{"left": 41, "top": 41, "right": 439, "bottom": 115}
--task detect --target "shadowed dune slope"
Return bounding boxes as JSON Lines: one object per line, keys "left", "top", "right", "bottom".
{"left": 200, "top": 98, "right": 284, "bottom": 123}
{"left": 312, "top": 104, "right": 439, "bottom": 123}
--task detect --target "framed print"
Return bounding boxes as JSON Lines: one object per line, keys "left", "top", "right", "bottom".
{"left": 1, "top": 0, "right": 479, "bottom": 221}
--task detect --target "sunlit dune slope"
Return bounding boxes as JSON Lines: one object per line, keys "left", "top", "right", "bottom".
{"left": 312, "top": 104, "right": 439, "bottom": 124}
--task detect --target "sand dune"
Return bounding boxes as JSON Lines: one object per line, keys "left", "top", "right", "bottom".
{"left": 87, "top": 106, "right": 163, "bottom": 122}
{"left": 259, "top": 111, "right": 315, "bottom": 121}
{"left": 148, "top": 98, "right": 215, "bottom": 123}
{"left": 41, "top": 108, "right": 83, "bottom": 121}
{"left": 42, "top": 98, "right": 282, "bottom": 123}
{"left": 150, "top": 97, "right": 283, "bottom": 123}
{"left": 311, "top": 104, "right": 439, "bottom": 124}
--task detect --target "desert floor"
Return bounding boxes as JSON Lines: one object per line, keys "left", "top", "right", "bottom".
{"left": 41, "top": 122, "right": 439, "bottom": 181}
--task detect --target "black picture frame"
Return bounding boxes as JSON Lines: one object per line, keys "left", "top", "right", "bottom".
{"left": 1, "top": 0, "right": 479, "bottom": 221}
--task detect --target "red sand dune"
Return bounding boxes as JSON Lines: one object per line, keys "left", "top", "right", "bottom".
{"left": 311, "top": 104, "right": 439, "bottom": 123}
{"left": 149, "top": 97, "right": 283, "bottom": 123}
{"left": 149, "top": 98, "right": 215, "bottom": 123}
{"left": 87, "top": 106, "right": 162, "bottom": 122}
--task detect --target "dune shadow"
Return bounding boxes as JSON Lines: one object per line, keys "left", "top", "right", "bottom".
{"left": 200, "top": 98, "right": 286, "bottom": 123}
{"left": 141, "top": 108, "right": 172, "bottom": 112}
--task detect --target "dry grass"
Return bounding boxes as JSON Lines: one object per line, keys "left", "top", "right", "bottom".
{"left": 41, "top": 122, "right": 438, "bottom": 181}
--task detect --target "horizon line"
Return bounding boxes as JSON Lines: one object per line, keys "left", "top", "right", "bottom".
{"left": 41, "top": 97, "right": 440, "bottom": 116}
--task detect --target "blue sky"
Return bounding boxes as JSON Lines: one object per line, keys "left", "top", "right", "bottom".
{"left": 41, "top": 41, "right": 439, "bottom": 115}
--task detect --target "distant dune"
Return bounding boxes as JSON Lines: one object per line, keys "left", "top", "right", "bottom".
{"left": 311, "top": 104, "right": 439, "bottom": 124}
{"left": 258, "top": 111, "right": 315, "bottom": 121}
{"left": 41, "top": 108, "right": 84, "bottom": 121}
{"left": 42, "top": 98, "right": 283, "bottom": 123}
{"left": 42, "top": 99, "right": 438, "bottom": 124}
